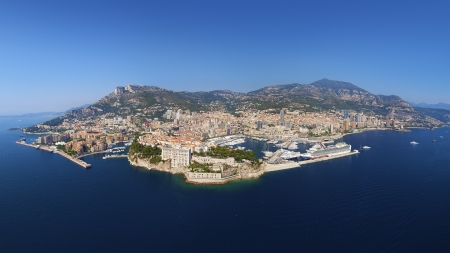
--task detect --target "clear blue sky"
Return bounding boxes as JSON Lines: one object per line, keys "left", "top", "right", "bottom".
{"left": 1, "top": 0, "right": 449, "bottom": 115}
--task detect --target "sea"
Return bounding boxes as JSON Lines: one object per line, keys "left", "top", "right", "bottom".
{"left": 1, "top": 116, "right": 450, "bottom": 252}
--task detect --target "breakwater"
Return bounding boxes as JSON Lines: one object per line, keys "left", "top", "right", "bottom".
{"left": 16, "top": 141, "right": 91, "bottom": 168}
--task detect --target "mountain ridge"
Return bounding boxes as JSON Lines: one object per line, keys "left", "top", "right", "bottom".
{"left": 408, "top": 102, "right": 450, "bottom": 110}
{"left": 39, "top": 79, "right": 449, "bottom": 127}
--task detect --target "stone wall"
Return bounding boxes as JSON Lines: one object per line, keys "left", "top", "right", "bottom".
{"left": 188, "top": 172, "right": 222, "bottom": 179}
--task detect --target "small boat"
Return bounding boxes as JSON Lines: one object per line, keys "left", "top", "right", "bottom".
{"left": 432, "top": 140, "right": 436, "bottom": 142}
{"left": 362, "top": 146, "right": 371, "bottom": 149}
{"left": 410, "top": 141, "right": 419, "bottom": 145}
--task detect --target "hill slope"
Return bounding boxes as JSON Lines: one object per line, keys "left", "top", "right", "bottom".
{"left": 39, "top": 79, "right": 447, "bottom": 126}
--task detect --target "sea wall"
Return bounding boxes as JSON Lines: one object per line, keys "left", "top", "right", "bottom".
{"left": 185, "top": 174, "right": 241, "bottom": 185}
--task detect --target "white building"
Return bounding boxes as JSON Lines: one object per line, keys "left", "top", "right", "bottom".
{"left": 161, "top": 146, "right": 191, "bottom": 168}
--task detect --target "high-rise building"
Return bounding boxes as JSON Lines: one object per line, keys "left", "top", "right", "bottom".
{"left": 165, "top": 110, "right": 173, "bottom": 120}
{"left": 256, "top": 121, "right": 263, "bottom": 130}
{"left": 344, "top": 110, "right": 349, "bottom": 119}
{"left": 280, "top": 110, "right": 285, "bottom": 122}
{"left": 343, "top": 120, "right": 350, "bottom": 131}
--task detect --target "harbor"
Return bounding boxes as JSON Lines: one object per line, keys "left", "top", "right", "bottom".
{"left": 15, "top": 134, "right": 360, "bottom": 175}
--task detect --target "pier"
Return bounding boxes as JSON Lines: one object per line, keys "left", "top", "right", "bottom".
{"left": 16, "top": 141, "right": 91, "bottom": 168}
{"left": 265, "top": 150, "right": 359, "bottom": 172}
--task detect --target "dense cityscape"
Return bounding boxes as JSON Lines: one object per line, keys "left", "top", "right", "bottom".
{"left": 18, "top": 84, "right": 443, "bottom": 184}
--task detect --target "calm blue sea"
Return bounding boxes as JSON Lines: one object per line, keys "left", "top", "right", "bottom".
{"left": 1, "top": 116, "right": 450, "bottom": 252}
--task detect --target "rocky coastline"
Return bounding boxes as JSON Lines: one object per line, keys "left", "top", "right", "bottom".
{"left": 128, "top": 155, "right": 266, "bottom": 184}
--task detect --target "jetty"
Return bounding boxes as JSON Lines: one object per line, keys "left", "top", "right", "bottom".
{"left": 57, "top": 151, "right": 91, "bottom": 168}
{"left": 16, "top": 141, "right": 91, "bottom": 168}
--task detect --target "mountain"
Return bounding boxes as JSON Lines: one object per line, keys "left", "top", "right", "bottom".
{"left": 413, "top": 107, "right": 450, "bottom": 123}
{"left": 39, "top": 79, "right": 447, "bottom": 126}
{"left": 408, "top": 102, "right": 450, "bottom": 111}
{"left": 246, "top": 79, "right": 412, "bottom": 112}
{"left": 64, "top": 104, "right": 91, "bottom": 112}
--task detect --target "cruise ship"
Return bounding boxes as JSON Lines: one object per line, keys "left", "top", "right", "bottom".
{"left": 301, "top": 142, "right": 352, "bottom": 159}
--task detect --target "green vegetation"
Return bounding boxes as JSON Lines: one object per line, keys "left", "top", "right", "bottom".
{"left": 414, "top": 107, "right": 450, "bottom": 124}
{"left": 108, "top": 98, "right": 118, "bottom": 103}
{"left": 188, "top": 161, "right": 216, "bottom": 172}
{"left": 196, "top": 146, "right": 261, "bottom": 167}
{"left": 94, "top": 103, "right": 118, "bottom": 115}
{"left": 42, "top": 116, "right": 65, "bottom": 126}
{"left": 150, "top": 155, "right": 162, "bottom": 164}
{"left": 24, "top": 126, "right": 41, "bottom": 133}
{"left": 129, "top": 138, "right": 162, "bottom": 161}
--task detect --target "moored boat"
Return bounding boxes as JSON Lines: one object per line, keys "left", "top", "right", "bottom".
{"left": 301, "top": 142, "right": 351, "bottom": 159}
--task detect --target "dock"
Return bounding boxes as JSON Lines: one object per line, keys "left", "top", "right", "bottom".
{"left": 16, "top": 141, "right": 91, "bottom": 168}
{"left": 265, "top": 150, "right": 359, "bottom": 173}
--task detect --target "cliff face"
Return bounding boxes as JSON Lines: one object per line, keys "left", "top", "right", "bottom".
{"left": 128, "top": 157, "right": 181, "bottom": 174}
{"left": 239, "top": 163, "right": 265, "bottom": 179}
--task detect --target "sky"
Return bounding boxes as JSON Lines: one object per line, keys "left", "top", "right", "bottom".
{"left": 1, "top": 0, "right": 449, "bottom": 115}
